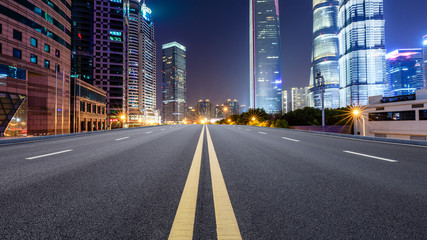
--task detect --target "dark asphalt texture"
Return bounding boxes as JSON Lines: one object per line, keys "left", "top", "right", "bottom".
{"left": 0, "top": 125, "right": 426, "bottom": 239}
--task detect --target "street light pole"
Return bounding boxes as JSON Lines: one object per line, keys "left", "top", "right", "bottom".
{"left": 316, "top": 72, "right": 326, "bottom": 128}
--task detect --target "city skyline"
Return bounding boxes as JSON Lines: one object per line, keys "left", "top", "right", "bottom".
{"left": 149, "top": 0, "right": 427, "bottom": 108}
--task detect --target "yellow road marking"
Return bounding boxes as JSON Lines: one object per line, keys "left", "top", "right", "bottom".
{"left": 206, "top": 126, "right": 242, "bottom": 240}
{"left": 169, "top": 125, "right": 205, "bottom": 240}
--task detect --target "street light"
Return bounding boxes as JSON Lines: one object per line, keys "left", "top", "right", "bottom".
{"left": 120, "top": 115, "right": 126, "bottom": 120}
{"left": 315, "top": 72, "right": 326, "bottom": 128}
{"left": 252, "top": 117, "right": 256, "bottom": 121}
{"left": 353, "top": 108, "right": 365, "bottom": 136}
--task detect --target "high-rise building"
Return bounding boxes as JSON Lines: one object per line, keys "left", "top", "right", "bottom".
{"left": 423, "top": 35, "right": 427, "bottom": 89}
{"left": 250, "top": 0, "right": 283, "bottom": 114}
{"left": 71, "top": 0, "right": 94, "bottom": 85}
{"left": 214, "top": 105, "right": 225, "bottom": 119}
{"left": 125, "top": 1, "right": 156, "bottom": 123}
{"left": 291, "top": 87, "right": 309, "bottom": 111}
{"left": 282, "top": 90, "right": 288, "bottom": 113}
{"left": 386, "top": 49, "right": 423, "bottom": 97}
{"left": 196, "top": 100, "right": 213, "bottom": 120}
{"left": 0, "top": 0, "right": 72, "bottom": 137}
{"left": 162, "top": 42, "right": 186, "bottom": 123}
{"left": 93, "top": 0, "right": 125, "bottom": 121}
{"left": 338, "top": 0, "right": 386, "bottom": 107}
{"left": 225, "top": 99, "right": 239, "bottom": 116}
{"left": 309, "top": 0, "right": 340, "bottom": 109}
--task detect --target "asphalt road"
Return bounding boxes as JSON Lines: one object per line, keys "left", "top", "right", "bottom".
{"left": 0, "top": 125, "right": 426, "bottom": 239}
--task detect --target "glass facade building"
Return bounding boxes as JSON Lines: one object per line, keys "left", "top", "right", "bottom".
{"left": 250, "top": 0, "right": 283, "bottom": 114}
{"left": 385, "top": 49, "right": 423, "bottom": 97}
{"left": 162, "top": 42, "right": 186, "bottom": 123}
{"left": 125, "top": 1, "right": 156, "bottom": 122}
{"left": 310, "top": 0, "right": 340, "bottom": 109}
{"left": 338, "top": 0, "right": 386, "bottom": 107}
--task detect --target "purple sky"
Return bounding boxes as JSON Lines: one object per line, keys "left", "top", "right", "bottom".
{"left": 149, "top": 0, "right": 427, "bottom": 108}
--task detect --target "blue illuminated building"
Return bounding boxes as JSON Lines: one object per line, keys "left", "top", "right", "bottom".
{"left": 309, "top": 0, "right": 340, "bottom": 109}
{"left": 250, "top": 0, "right": 283, "bottom": 114}
{"left": 386, "top": 49, "right": 424, "bottom": 97}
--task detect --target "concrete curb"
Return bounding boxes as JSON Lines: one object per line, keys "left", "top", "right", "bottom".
{"left": 0, "top": 125, "right": 161, "bottom": 146}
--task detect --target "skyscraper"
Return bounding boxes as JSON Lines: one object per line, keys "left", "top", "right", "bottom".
{"left": 338, "top": 0, "right": 386, "bottom": 107}
{"left": 282, "top": 90, "right": 288, "bottom": 113}
{"left": 125, "top": 1, "right": 156, "bottom": 123}
{"left": 310, "top": 0, "right": 340, "bottom": 109}
{"left": 196, "top": 100, "right": 213, "bottom": 120}
{"left": 162, "top": 42, "right": 186, "bottom": 123}
{"left": 291, "top": 87, "right": 309, "bottom": 111}
{"left": 423, "top": 35, "right": 427, "bottom": 89}
{"left": 93, "top": 0, "right": 125, "bottom": 121}
{"left": 386, "top": 49, "right": 423, "bottom": 97}
{"left": 250, "top": 0, "right": 283, "bottom": 114}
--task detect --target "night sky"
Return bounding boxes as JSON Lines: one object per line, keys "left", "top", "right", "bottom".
{"left": 148, "top": 0, "right": 427, "bottom": 108}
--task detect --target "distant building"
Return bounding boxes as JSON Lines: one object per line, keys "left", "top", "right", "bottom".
{"left": 196, "top": 99, "right": 213, "bottom": 120}
{"left": 338, "top": 0, "right": 386, "bottom": 107}
{"left": 162, "top": 42, "right": 187, "bottom": 123}
{"left": 423, "top": 35, "right": 427, "bottom": 89}
{"left": 250, "top": 0, "right": 283, "bottom": 114}
{"left": 225, "top": 99, "right": 239, "bottom": 116}
{"left": 291, "top": 87, "right": 309, "bottom": 111}
{"left": 282, "top": 90, "right": 288, "bottom": 113}
{"left": 386, "top": 49, "right": 423, "bottom": 97}
{"left": 310, "top": 0, "right": 340, "bottom": 109}
{"left": 240, "top": 105, "right": 248, "bottom": 113}
{"left": 355, "top": 89, "right": 427, "bottom": 140}
{"left": 214, "top": 105, "right": 225, "bottom": 119}
{"left": 0, "top": 0, "right": 71, "bottom": 137}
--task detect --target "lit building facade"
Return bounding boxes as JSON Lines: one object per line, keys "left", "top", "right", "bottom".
{"left": 310, "top": 0, "right": 340, "bottom": 109}
{"left": 338, "top": 0, "right": 386, "bottom": 107}
{"left": 225, "top": 99, "right": 239, "bottom": 116}
{"left": 93, "top": 0, "right": 125, "bottom": 122}
{"left": 162, "top": 42, "right": 186, "bottom": 123}
{"left": 196, "top": 99, "right": 213, "bottom": 120}
{"left": 423, "top": 35, "right": 427, "bottom": 89}
{"left": 126, "top": 1, "right": 156, "bottom": 123}
{"left": 0, "top": 0, "right": 71, "bottom": 137}
{"left": 282, "top": 90, "right": 288, "bottom": 113}
{"left": 291, "top": 87, "right": 309, "bottom": 111}
{"left": 386, "top": 49, "right": 423, "bottom": 97}
{"left": 250, "top": 0, "right": 283, "bottom": 114}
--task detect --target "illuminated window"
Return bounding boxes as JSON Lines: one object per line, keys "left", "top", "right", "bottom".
{"left": 44, "top": 44, "right": 50, "bottom": 53}
{"left": 30, "top": 54, "right": 37, "bottom": 64}
{"left": 30, "top": 37, "right": 37, "bottom": 47}
{"left": 44, "top": 60, "right": 50, "bottom": 68}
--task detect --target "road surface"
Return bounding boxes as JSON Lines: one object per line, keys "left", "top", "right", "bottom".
{"left": 0, "top": 125, "right": 426, "bottom": 239}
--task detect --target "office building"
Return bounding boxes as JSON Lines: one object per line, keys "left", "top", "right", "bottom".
{"left": 282, "top": 90, "right": 288, "bottom": 114}
{"left": 126, "top": 1, "right": 156, "bottom": 123}
{"left": 250, "top": 0, "right": 283, "bottom": 114}
{"left": 309, "top": 0, "right": 340, "bottom": 109}
{"left": 386, "top": 49, "right": 423, "bottom": 97}
{"left": 291, "top": 87, "right": 309, "bottom": 111}
{"left": 214, "top": 105, "right": 225, "bottom": 119}
{"left": 196, "top": 99, "right": 213, "bottom": 120}
{"left": 162, "top": 42, "right": 186, "bottom": 123}
{"left": 93, "top": 0, "right": 125, "bottom": 121}
{"left": 0, "top": 0, "right": 71, "bottom": 137}
{"left": 356, "top": 89, "right": 427, "bottom": 140}
{"left": 338, "top": 0, "right": 386, "bottom": 107}
{"left": 423, "top": 35, "right": 427, "bottom": 89}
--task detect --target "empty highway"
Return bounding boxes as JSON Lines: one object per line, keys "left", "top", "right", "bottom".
{"left": 0, "top": 125, "right": 426, "bottom": 239}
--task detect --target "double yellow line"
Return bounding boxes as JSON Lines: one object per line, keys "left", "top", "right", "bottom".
{"left": 169, "top": 125, "right": 242, "bottom": 240}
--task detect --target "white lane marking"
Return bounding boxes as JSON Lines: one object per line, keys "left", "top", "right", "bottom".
{"left": 246, "top": 129, "right": 251, "bottom": 131}
{"left": 161, "top": 129, "right": 165, "bottom": 131}
{"left": 146, "top": 131, "right": 153, "bottom": 134}
{"left": 258, "top": 132, "right": 267, "bottom": 135}
{"left": 26, "top": 149, "right": 73, "bottom": 160}
{"left": 281, "top": 137, "right": 300, "bottom": 142}
{"left": 115, "top": 137, "right": 130, "bottom": 141}
{"left": 343, "top": 151, "right": 398, "bottom": 163}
